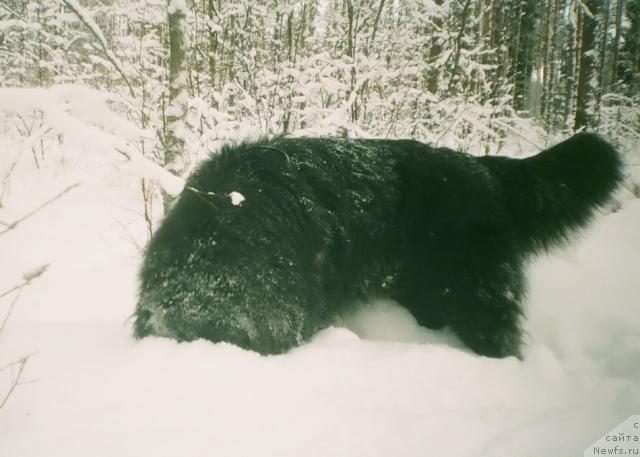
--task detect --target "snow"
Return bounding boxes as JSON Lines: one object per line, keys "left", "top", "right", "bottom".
{"left": 167, "top": 0, "right": 188, "bottom": 15}
{"left": 229, "top": 191, "right": 245, "bottom": 206}
{"left": 1, "top": 90, "right": 639, "bottom": 456}
{"left": 0, "top": 85, "right": 185, "bottom": 196}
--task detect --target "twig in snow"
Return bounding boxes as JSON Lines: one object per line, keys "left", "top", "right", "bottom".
{"left": 0, "top": 289, "right": 22, "bottom": 335}
{"left": 111, "top": 215, "right": 144, "bottom": 254}
{"left": 0, "top": 160, "right": 19, "bottom": 208}
{"left": 0, "top": 183, "right": 81, "bottom": 236}
{"left": 0, "top": 264, "right": 49, "bottom": 300}
{"left": 0, "top": 353, "right": 37, "bottom": 410}
{"left": 0, "top": 265, "right": 47, "bottom": 410}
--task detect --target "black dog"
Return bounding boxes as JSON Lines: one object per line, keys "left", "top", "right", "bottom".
{"left": 134, "top": 133, "right": 623, "bottom": 358}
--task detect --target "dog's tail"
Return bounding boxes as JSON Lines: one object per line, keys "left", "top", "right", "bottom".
{"left": 480, "top": 133, "right": 624, "bottom": 253}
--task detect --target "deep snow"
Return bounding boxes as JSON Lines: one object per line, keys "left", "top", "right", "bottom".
{"left": 1, "top": 100, "right": 639, "bottom": 456}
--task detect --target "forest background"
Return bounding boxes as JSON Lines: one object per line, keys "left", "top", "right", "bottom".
{"left": 2, "top": 0, "right": 639, "bottom": 222}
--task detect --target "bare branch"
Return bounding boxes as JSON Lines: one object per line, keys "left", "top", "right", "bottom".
{"left": 0, "top": 2, "right": 21, "bottom": 19}
{"left": 0, "top": 289, "right": 21, "bottom": 335}
{"left": 0, "top": 160, "right": 19, "bottom": 208}
{"left": 0, "top": 353, "right": 36, "bottom": 410}
{"left": 0, "top": 353, "right": 36, "bottom": 373}
{"left": 0, "top": 265, "right": 46, "bottom": 410}
{"left": 0, "top": 183, "right": 80, "bottom": 236}
{"left": 0, "top": 283, "right": 23, "bottom": 301}
{"left": 0, "top": 264, "right": 49, "bottom": 300}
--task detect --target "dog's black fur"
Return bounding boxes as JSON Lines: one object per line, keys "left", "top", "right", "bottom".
{"left": 134, "top": 133, "right": 623, "bottom": 358}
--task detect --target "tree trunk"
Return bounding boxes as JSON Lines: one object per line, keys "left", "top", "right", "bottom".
{"left": 574, "top": 0, "right": 599, "bottom": 132}
{"left": 540, "top": 0, "right": 551, "bottom": 124}
{"left": 345, "top": 0, "right": 358, "bottom": 123}
{"left": 610, "top": 0, "right": 624, "bottom": 88}
{"left": 164, "top": 0, "right": 190, "bottom": 209}
{"left": 207, "top": 0, "right": 219, "bottom": 100}
{"left": 545, "top": 0, "right": 560, "bottom": 129}
{"left": 450, "top": 0, "right": 473, "bottom": 93}
{"left": 597, "top": 0, "right": 611, "bottom": 124}
{"left": 621, "top": 0, "right": 640, "bottom": 94}
{"left": 427, "top": 0, "right": 444, "bottom": 94}
{"left": 513, "top": 0, "right": 537, "bottom": 113}
{"left": 561, "top": 4, "right": 577, "bottom": 126}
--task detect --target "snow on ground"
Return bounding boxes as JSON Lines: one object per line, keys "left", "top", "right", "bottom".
{"left": 1, "top": 110, "right": 639, "bottom": 456}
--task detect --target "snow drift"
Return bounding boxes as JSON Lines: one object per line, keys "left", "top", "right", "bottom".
{"left": 0, "top": 88, "right": 638, "bottom": 456}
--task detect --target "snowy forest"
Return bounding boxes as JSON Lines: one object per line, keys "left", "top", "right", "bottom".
{"left": 2, "top": 0, "right": 640, "bottom": 161}
{"left": 1, "top": 1, "right": 640, "bottom": 456}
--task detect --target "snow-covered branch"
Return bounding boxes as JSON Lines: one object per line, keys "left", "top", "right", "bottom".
{"left": 0, "top": 2, "right": 21, "bottom": 19}
{"left": 60, "top": 0, "right": 135, "bottom": 97}
{"left": 115, "top": 147, "right": 185, "bottom": 197}
{"left": 0, "top": 86, "right": 185, "bottom": 197}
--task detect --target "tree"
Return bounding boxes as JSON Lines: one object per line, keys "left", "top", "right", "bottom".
{"left": 610, "top": 0, "right": 625, "bottom": 90}
{"left": 574, "top": 0, "right": 601, "bottom": 131}
{"left": 163, "top": 0, "right": 190, "bottom": 203}
{"left": 511, "top": 0, "right": 539, "bottom": 112}
{"left": 618, "top": 0, "right": 640, "bottom": 95}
